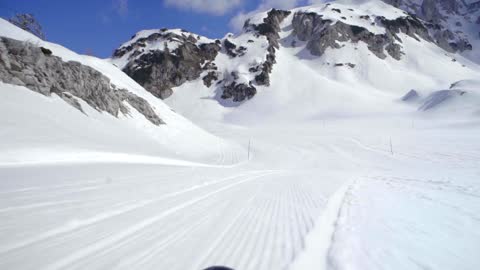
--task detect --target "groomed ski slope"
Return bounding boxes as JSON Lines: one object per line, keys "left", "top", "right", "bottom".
{"left": 1, "top": 117, "right": 480, "bottom": 270}
{"left": 1, "top": 2, "right": 480, "bottom": 269}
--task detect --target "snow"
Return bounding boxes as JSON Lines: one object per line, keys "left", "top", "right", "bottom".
{"left": 0, "top": 18, "right": 240, "bottom": 165}
{"left": 1, "top": 1, "right": 480, "bottom": 270}
{"left": 292, "top": 0, "right": 407, "bottom": 34}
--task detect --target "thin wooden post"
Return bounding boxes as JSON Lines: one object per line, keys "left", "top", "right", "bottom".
{"left": 390, "top": 137, "right": 393, "bottom": 155}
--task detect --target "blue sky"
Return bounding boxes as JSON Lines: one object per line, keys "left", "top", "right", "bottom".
{"left": 0, "top": 0, "right": 310, "bottom": 58}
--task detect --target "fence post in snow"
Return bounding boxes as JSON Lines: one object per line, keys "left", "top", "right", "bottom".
{"left": 390, "top": 137, "right": 394, "bottom": 155}
{"left": 248, "top": 139, "right": 251, "bottom": 161}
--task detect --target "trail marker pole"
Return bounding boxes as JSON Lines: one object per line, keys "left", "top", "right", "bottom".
{"left": 390, "top": 137, "right": 393, "bottom": 155}
{"left": 248, "top": 139, "right": 251, "bottom": 161}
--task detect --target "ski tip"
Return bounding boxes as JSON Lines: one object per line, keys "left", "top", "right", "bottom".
{"left": 202, "top": 266, "right": 235, "bottom": 270}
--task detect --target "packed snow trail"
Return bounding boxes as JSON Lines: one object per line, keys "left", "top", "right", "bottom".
{"left": 0, "top": 120, "right": 366, "bottom": 270}
{"left": 1, "top": 118, "right": 479, "bottom": 270}
{"left": 0, "top": 165, "right": 335, "bottom": 270}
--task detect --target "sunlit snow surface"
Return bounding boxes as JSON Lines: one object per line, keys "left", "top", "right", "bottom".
{"left": 1, "top": 1, "right": 480, "bottom": 269}
{"left": 1, "top": 119, "right": 479, "bottom": 270}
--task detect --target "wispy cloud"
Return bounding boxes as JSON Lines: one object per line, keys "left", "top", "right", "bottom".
{"left": 164, "top": 0, "right": 242, "bottom": 15}
{"left": 113, "top": 0, "right": 129, "bottom": 17}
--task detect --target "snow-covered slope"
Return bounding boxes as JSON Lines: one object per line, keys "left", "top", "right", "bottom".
{"left": 1, "top": 2, "right": 480, "bottom": 270}
{"left": 157, "top": 1, "right": 480, "bottom": 124}
{"left": 0, "top": 19, "right": 235, "bottom": 165}
{"left": 110, "top": 0, "right": 480, "bottom": 123}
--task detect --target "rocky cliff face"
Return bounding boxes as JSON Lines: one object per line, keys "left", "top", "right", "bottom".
{"left": 0, "top": 37, "right": 163, "bottom": 125}
{"left": 113, "top": 29, "right": 221, "bottom": 99}
{"left": 292, "top": 5, "right": 472, "bottom": 58}
{"left": 382, "top": 0, "right": 478, "bottom": 53}
{"left": 244, "top": 9, "right": 292, "bottom": 86}
{"left": 220, "top": 9, "right": 291, "bottom": 102}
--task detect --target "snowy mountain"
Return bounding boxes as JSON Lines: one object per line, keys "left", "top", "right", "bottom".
{"left": 111, "top": 0, "right": 480, "bottom": 121}
{"left": 1, "top": 1, "right": 480, "bottom": 270}
{"left": 0, "top": 18, "right": 235, "bottom": 166}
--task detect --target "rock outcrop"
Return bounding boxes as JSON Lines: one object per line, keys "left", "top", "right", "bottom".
{"left": 0, "top": 37, "right": 163, "bottom": 125}
{"left": 291, "top": 7, "right": 473, "bottom": 60}
{"left": 221, "top": 82, "right": 257, "bottom": 102}
{"left": 216, "top": 9, "right": 292, "bottom": 103}
{"left": 244, "top": 9, "right": 292, "bottom": 87}
{"left": 381, "top": 0, "right": 476, "bottom": 53}
{"left": 293, "top": 12, "right": 414, "bottom": 60}
{"left": 114, "top": 30, "right": 221, "bottom": 99}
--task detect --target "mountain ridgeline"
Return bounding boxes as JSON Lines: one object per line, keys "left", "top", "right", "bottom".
{"left": 111, "top": 0, "right": 480, "bottom": 103}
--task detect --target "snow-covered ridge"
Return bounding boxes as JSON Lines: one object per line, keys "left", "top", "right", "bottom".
{"left": 292, "top": 0, "right": 409, "bottom": 34}
{"left": 111, "top": 28, "right": 216, "bottom": 70}
{"left": 111, "top": 0, "right": 480, "bottom": 108}
{"left": 0, "top": 18, "right": 232, "bottom": 165}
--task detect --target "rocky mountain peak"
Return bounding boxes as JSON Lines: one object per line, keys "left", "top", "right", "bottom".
{"left": 110, "top": 0, "right": 480, "bottom": 104}
{"left": 111, "top": 29, "right": 221, "bottom": 99}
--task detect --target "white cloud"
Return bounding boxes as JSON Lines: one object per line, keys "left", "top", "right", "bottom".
{"left": 229, "top": 0, "right": 305, "bottom": 32}
{"left": 164, "top": 0, "right": 243, "bottom": 15}
{"left": 113, "top": 0, "right": 129, "bottom": 17}
{"left": 229, "top": 11, "right": 255, "bottom": 32}
{"left": 260, "top": 0, "right": 304, "bottom": 10}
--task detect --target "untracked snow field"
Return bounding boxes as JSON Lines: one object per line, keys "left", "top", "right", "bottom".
{"left": 1, "top": 117, "right": 479, "bottom": 270}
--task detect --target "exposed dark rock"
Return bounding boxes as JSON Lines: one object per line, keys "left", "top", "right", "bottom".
{"left": 116, "top": 30, "right": 221, "bottom": 99}
{"left": 221, "top": 82, "right": 257, "bottom": 102}
{"left": 199, "top": 43, "right": 222, "bottom": 61}
{"left": 293, "top": 12, "right": 397, "bottom": 59}
{"left": 292, "top": 11, "right": 461, "bottom": 60}
{"left": 243, "top": 9, "right": 291, "bottom": 88}
{"left": 202, "top": 71, "right": 218, "bottom": 87}
{"left": 381, "top": 0, "right": 475, "bottom": 54}
{"left": 224, "top": 39, "right": 238, "bottom": 57}
{"left": 0, "top": 37, "right": 164, "bottom": 125}
{"left": 332, "top": 8, "right": 342, "bottom": 13}
{"left": 431, "top": 28, "right": 472, "bottom": 53}
{"left": 377, "top": 15, "right": 431, "bottom": 42}
{"left": 334, "top": 63, "right": 356, "bottom": 68}
{"left": 202, "top": 61, "right": 217, "bottom": 70}
{"left": 40, "top": 47, "right": 52, "bottom": 56}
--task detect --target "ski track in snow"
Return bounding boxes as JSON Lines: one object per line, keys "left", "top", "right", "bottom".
{"left": 1, "top": 121, "right": 480, "bottom": 270}
{"left": 0, "top": 164, "right": 332, "bottom": 270}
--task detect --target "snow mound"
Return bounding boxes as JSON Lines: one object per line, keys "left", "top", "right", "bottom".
{"left": 419, "top": 90, "right": 466, "bottom": 111}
